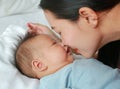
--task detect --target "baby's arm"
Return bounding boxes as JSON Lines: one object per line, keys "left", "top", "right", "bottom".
{"left": 27, "top": 23, "right": 61, "bottom": 42}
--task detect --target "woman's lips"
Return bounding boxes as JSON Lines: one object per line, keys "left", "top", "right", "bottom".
{"left": 73, "top": 48, "right": 81, "bottom": 55}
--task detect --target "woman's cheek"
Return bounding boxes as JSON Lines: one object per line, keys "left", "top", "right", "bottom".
{"left": 62, "top": 37, "right": 73, "bottom": 47}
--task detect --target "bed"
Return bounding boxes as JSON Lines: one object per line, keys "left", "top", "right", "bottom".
{"left": 0, "top": 0, "right": 50, "bottom": 89}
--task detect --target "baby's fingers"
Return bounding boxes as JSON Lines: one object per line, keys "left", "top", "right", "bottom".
{"left": 28, "top": 29, "right": 36, "bottom": 36}
{"left": 27, "top": 22, "right": 52, "bottom": 35}
{"left": 28, "top": 28, "right": 43, "bottom": 35}
{"left": 27, "top": 23, "right": 36, "bottom": 29}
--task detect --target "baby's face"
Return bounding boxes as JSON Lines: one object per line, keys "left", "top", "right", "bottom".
{"left": 34, "top": 34, "right": 74, "bottom": 70}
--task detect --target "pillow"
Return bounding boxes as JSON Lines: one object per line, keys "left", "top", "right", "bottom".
{"left": 0, "top": 25, "right": 39, "bottom": 89}
{"left": 0, "top": 0, "right": 41, "bottom": 17}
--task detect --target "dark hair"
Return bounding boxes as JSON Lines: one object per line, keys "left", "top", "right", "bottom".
{"left": 15, "top": 34, "right": 39, "bottom": 78}
{"left": 40, "top": 0, "right": 120, "bottom": 21}
{"left": 98, "top": 40, "right": 120, "bottom": 68}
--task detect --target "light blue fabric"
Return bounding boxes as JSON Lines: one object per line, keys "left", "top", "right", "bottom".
{"left": 39, "top": 59, "right": 120, "bottom": 89}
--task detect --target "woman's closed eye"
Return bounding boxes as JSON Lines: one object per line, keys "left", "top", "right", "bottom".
{"left": 51, "top": 26, "right": 61, "bottom": 35}
{"left": 51, "top": 26, "right": 55, "bottom": 30}
{"left": 58, "top": 32, "right": 61, "bottom": 36}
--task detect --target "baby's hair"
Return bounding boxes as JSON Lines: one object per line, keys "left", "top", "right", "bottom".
{"left": 15, "top": 34, "right": 39, "bottom": 78}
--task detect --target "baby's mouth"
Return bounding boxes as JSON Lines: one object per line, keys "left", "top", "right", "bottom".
{"left": 66, "top": 47, "right": 72, "bottom": 55}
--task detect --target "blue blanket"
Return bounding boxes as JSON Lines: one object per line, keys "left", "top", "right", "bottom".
{"left": 39, "top": 59, "right": 120, "bottom": 89}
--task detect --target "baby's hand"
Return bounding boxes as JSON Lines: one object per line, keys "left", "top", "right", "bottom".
{"left": 27, "top": 23, "right": 52, "bottom": 35}
{"left": 27, "top": 23, "right": 60, "bottom": 41}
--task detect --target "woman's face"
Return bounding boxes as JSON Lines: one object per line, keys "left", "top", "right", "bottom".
{"left": 44, "top": 10, "right": 102, "bottom": 58}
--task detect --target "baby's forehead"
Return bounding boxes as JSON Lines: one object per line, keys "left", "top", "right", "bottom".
{"left": 24, "top": 35, "right": 51, "bottom": 47}
{"left": 35, "top": 34, "right": 52, "bottom": 40}
{"left": 34, "top": 34, "right": 54, "bottom": 44}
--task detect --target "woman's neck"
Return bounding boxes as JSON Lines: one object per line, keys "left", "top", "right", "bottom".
{"left": 98, "top": 3, "right": 120, "bottom": 48}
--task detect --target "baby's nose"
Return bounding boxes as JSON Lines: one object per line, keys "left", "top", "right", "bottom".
{"left": 59, "top": 42, "right": 66, "bottom": 49}
{"left": 59, "top": 42, "right": 70, "bottom": 52}
{"left": 63, "top": 45, "right": 68, "bottom": 52}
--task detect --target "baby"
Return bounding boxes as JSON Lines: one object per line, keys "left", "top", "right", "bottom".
{"left": 16, "top": 34, "right": 73, "bottom": 78}
{"left": 16, "top": 34, "right": 120, "bottom": 89}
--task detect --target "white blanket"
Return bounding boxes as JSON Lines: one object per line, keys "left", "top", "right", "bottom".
{"left": 0, "top": 25, "right": 39, "bottom": 89}
{"left": 0, "top": 0, "right": 51, "bottom": 89}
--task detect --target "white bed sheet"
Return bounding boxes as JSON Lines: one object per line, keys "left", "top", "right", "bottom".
{"left": 0, "top": 9, "right": 50, "bottom": 34}
{"left": 0, "top": 9, "right": 50, "bottom": 89}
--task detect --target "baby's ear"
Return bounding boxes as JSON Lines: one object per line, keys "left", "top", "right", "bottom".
{"left": 31, "top": 59, "right": 48, "bottom": 72}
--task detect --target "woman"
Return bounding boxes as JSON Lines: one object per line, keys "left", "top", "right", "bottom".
{"left": 28, "top": 0, "right": 120, "bottom": 68}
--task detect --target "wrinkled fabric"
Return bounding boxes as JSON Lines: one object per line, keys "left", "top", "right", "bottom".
{"left": 39, "top": 59, "right": 120, "bottom": 89}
